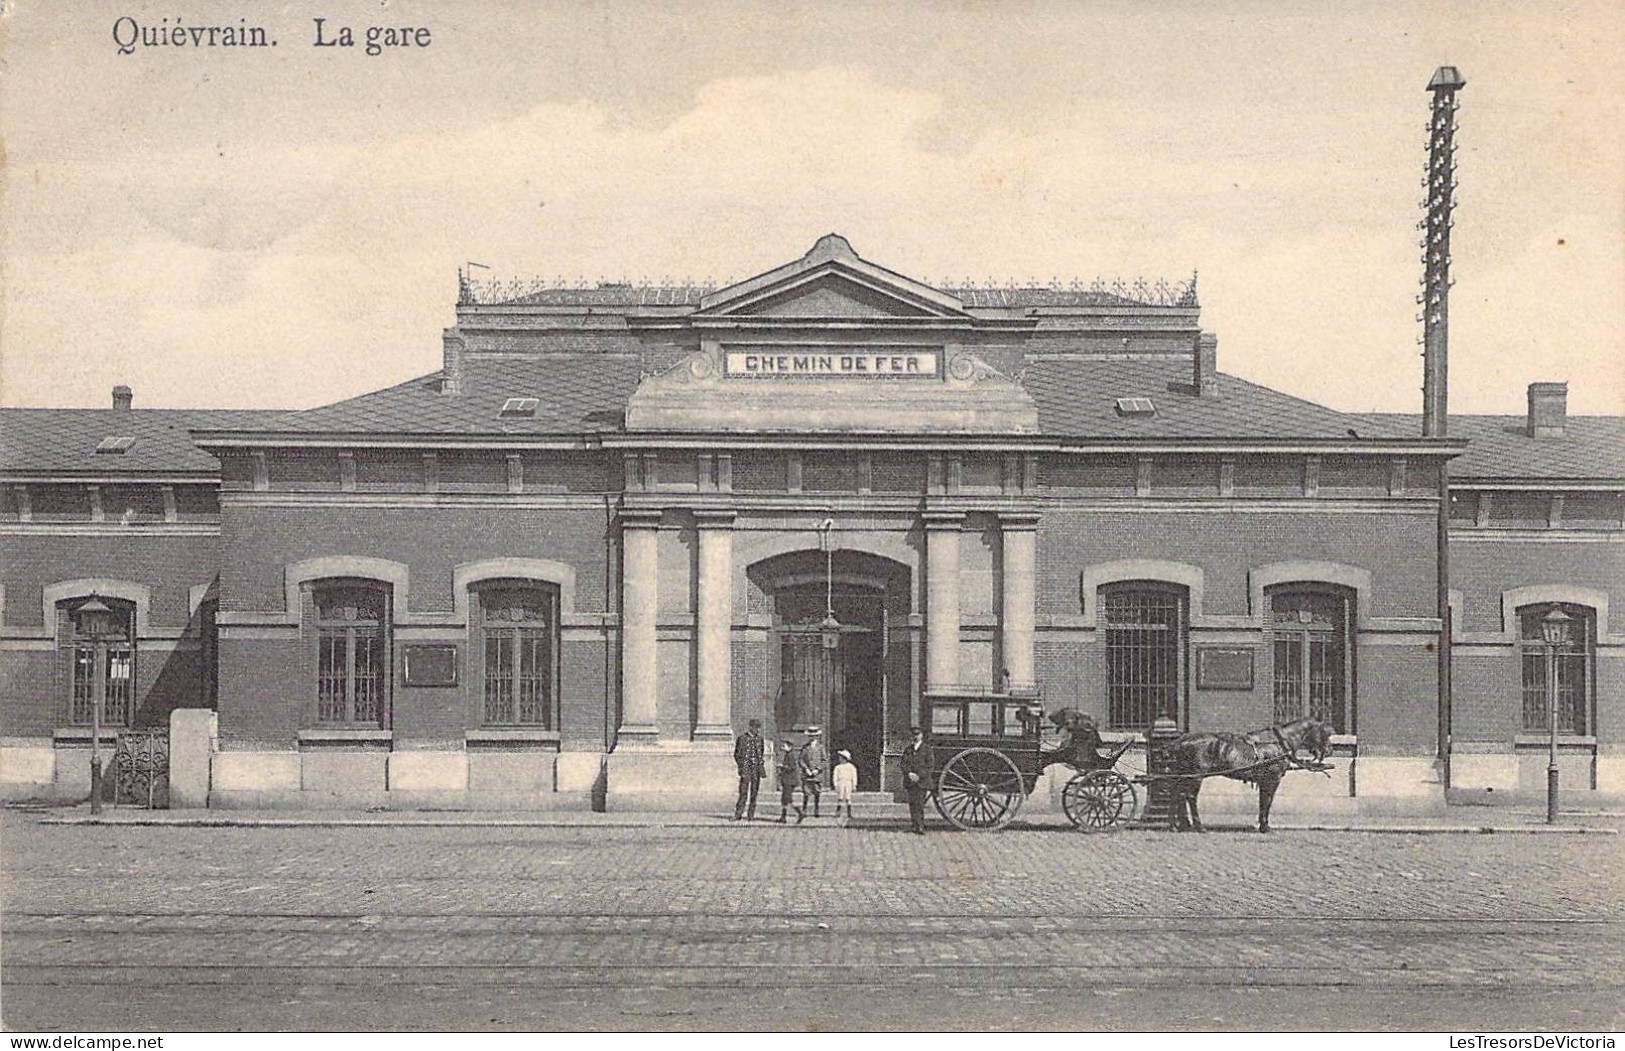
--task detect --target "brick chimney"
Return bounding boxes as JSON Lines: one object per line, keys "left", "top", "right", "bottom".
{"left": 1527, "top": 382, "right": 1567, "bottom": 437}
{"left": 112, "top": 385, "right": 133, "bottom": 411}
{"left": 441, "top": 330, "right": 465, "bottom": 395}
{"left": 1193, "top": 333, "right": 1218, "bottom": 397}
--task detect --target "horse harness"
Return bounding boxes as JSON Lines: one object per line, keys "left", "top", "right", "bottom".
{"left": 1270, "top": 724, "right": 1333, "bottom": 774}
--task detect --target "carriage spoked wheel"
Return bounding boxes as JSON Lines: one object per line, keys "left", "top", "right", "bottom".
{"left": 1062, "top": 770, "right": 1138, "bottom": 833}
{"left": 934, "top": 747, "right": 1026, "bottom": 831}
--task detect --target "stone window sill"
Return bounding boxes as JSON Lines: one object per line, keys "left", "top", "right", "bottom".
{"left": 52, "top": 728, "right": 124, "bottom": 744}
{"left": 1514, "top": 734, "right": 1596, "bottom": 748}
{"left": 466, "top": 728, "right": 559, "bottom": 742}
{"left": 298, "top": 728, "right": 394, "bottom": 749}
{"left": 466, "top": 728, "right": 560, "bottom": 750}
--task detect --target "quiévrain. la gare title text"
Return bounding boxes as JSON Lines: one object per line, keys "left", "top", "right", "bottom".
{"left": 112, "top": 16, "right": 432, "bottom": 57}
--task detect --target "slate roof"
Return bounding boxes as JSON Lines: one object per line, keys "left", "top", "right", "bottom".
{"left": 0, "top": 409, "right": 286, "bottom": 475}
{"left": 482, "top": 283, "right": 1177, "bottom": 311}
{"left": 224, "top": 354, "right": 1401, "bottom": 442}
{"left": 248, "top": 355, "right": 644, "bottom": 435}
{"left": 1359, "top": 413, "right": 1625, "bottom": 481}
{"left": 1022, "top": 359, "right": 1389, "bottom": 440}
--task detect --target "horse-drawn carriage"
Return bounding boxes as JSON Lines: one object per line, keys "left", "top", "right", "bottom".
{"left": 923, "top": 691, "right": 1335, "bottom": 833}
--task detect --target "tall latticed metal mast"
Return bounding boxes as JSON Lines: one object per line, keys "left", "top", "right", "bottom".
{"left": 1421, "top": 66, "right": 1466, "bottom": 437}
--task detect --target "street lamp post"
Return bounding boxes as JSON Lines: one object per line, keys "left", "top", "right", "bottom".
{"left": 74, "top": 595, "right": 123, "bottom": 815}
{"left": 1541, "top": 607, "right": 1573, "bottom": 824}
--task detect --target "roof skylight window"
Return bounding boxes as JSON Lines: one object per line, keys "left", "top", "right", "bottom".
{"left": 1114, "top": 397, "right": 1156, "bottom": 417}
{"left": 95, "top": 436, "right": 137, "bottom": 454}
{"left": 500, "top": 397, "right": 540, "bottom": 417}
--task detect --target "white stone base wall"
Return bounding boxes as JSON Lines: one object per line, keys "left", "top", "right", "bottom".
{"left": 603, "top": 750, "right": 737, "bottom": 811}
{"left": 0, "top": 742, "right": 57, "bottom": 801}
{"left": 1450, "top": 747, "right": 1622, "bottom": 805}
{"left": 205, "top": 748, "right": 603, "bottom": 810}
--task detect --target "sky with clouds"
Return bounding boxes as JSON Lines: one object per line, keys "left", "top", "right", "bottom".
{"left": 2, "top": 0, "right": 1620, "bottom": 415}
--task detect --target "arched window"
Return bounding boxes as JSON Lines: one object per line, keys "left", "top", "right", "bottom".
{"left": 59, "top": 597, "right": 136, "bottom": 728}
{"left": 1269, "top": 586, "right": 1355, "bottom": 734}
{"left": 475, "top": 582, "right": 558, "bottom": 728}
{"left": 310, "top": 581, "right": 389, "bottom": 727}
{"left": 1519, "top": 603, "right": 1595, "bottom": 735}
{"left": 1100, "top": 583, "right": 1186, "bottom": 730}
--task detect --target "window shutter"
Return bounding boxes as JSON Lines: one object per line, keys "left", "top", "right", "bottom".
{"left": 55, "top": 604, "right": 73, "bottom": 724}
{"left": 301, "top": 588, "right": 318, "bottom": 724}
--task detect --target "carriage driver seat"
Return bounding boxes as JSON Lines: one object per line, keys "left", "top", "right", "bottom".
{"left": 1044, "top": 709, "right": 1126, "bottom": 772}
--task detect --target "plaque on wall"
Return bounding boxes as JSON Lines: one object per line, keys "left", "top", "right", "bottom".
{"left": 1196, "top": 646, "right": 1254, "bottom": 690}
{"left": 403, "top": 644, "right": 458, "bottom": 687}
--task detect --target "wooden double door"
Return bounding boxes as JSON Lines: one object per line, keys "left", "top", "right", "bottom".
{"left": 773, "top": 587, "right": 887, "bottom": 791}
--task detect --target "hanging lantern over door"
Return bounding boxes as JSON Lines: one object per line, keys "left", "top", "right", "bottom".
{"left": 818, "top": 517, "right": 840, "bottom": 648}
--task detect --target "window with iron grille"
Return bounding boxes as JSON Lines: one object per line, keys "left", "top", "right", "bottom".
{"left": 1519, "top": 603, "right": 1594, "bottom": 735}
{"left": 477, "top": 583, "right": 558, "bottom": 728}
{"left": 1101, "top": 585, "right": 1185, "bottom": 730}
{"left": 311, "top": 584, "right": 389, "bottom": 727}
{"left": 61, "top": 598, "right": 136, "bottom": 728}
{"left": 1269, "top": 586, "right": 1354, "bottom": 733}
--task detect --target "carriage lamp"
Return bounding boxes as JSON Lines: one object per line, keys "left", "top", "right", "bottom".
{"left": 75, "top": 595, "right": 123, "bottom": 815}
{"left": 1541, "top": 608, "right": 1572, "bottom": 824}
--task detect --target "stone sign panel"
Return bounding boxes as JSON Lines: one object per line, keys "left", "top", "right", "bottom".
{"left": 725, "top": 348, "right": 941, "bottom": 378}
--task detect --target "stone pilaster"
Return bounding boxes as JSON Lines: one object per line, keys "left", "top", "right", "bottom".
{"left": 618, "top": 510, "right": 662, "bottom": 746}
{"left": 999, "top": 513, "right": 1039, "bottom": 691}
{"left": 924, "top": 512, "right": 964, "bottom": 692}
{"left": 693, "top": 510, "right": 736, "bottom": 744}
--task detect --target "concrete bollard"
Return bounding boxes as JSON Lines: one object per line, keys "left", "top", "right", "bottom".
{"left": 169, "top": 709, "right": 218, "bottom": 809}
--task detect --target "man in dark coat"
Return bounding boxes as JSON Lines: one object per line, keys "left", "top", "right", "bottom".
{"left": 733, "top": 718, "right": 766, "bottom": 820}
{"left": 900, "top": 724, "right": 933, "bottom": 835}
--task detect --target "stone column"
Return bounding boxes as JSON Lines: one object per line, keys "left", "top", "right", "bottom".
{"left": 924, "top": 512, "right": 963, "bottom": 692}
{"left": 618, "top": 510, "right": 661, "bottom": 745}
{"left": 693, "top": 510, "right": 735, "bottom": 744}
{"left": 1000, "top": 513, "right": 1039, "bottom": 691}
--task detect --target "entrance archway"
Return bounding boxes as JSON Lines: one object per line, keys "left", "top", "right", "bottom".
{"left": 748, "top": 551, "right": 911, "bottom": 791}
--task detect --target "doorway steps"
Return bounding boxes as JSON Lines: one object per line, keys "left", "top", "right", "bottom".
{"left": 844, "top": 791, "right": 912, "bottom": 821}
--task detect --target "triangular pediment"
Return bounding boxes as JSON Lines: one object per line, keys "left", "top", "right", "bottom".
{"left": 696, "top": 234, "right": 970, "bottom": 319}
{"left": 736, "top": 272, "right": 934, "bottom": 318}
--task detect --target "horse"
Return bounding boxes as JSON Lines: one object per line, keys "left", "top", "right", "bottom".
{"left": 1162, "top": 717, "right": 1334, "bottom": 833}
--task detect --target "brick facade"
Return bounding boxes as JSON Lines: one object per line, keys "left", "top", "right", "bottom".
{"left": 3, "top": 235, "right": 1619, "bottom": 809}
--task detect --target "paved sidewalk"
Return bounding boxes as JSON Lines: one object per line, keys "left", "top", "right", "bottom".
{"left": 19, "top": 802, "right": 1621, "bottom": 834}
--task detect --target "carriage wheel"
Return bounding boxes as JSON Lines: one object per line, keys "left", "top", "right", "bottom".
{"left": 1062, "top": 770, "right": 1138, "bottom": 833}
{"left": 933, "top": 747, "right": 1025, "bottom": 831}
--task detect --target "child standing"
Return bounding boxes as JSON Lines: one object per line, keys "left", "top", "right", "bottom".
{"left": 831, "top": 749, "right": 858, "bottom": 820}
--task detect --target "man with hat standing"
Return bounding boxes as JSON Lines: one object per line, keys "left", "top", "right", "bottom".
{"left": 733, "top": 718, "right": 766, "bottom": 821}
{"left": 901, "top": 725, "right": 934, "bottom": 835}
{"left": 798, "top": 725, "right": 829, "bottom": 821}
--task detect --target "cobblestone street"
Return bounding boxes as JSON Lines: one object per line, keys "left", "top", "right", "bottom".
{"left": 3, "top": 811, "right": 1621, "bottom": 1031}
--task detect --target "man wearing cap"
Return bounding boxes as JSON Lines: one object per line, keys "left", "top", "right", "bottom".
{"left": 798, "top": 726, "right": 829, "bottom": 821}
{"left": 901, "top": 725, "right": 934, "bottom": 835}
{"left": 733, "top": 718, "right": 766, "bottom": 821}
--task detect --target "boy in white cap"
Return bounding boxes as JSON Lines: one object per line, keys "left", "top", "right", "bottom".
{"left": 831, "top": 749, "right": 858, "bottom": 819}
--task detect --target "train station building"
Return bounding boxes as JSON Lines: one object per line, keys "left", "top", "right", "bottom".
{"left": 2, "top": 233, "right": 1621, "bottom": 813}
